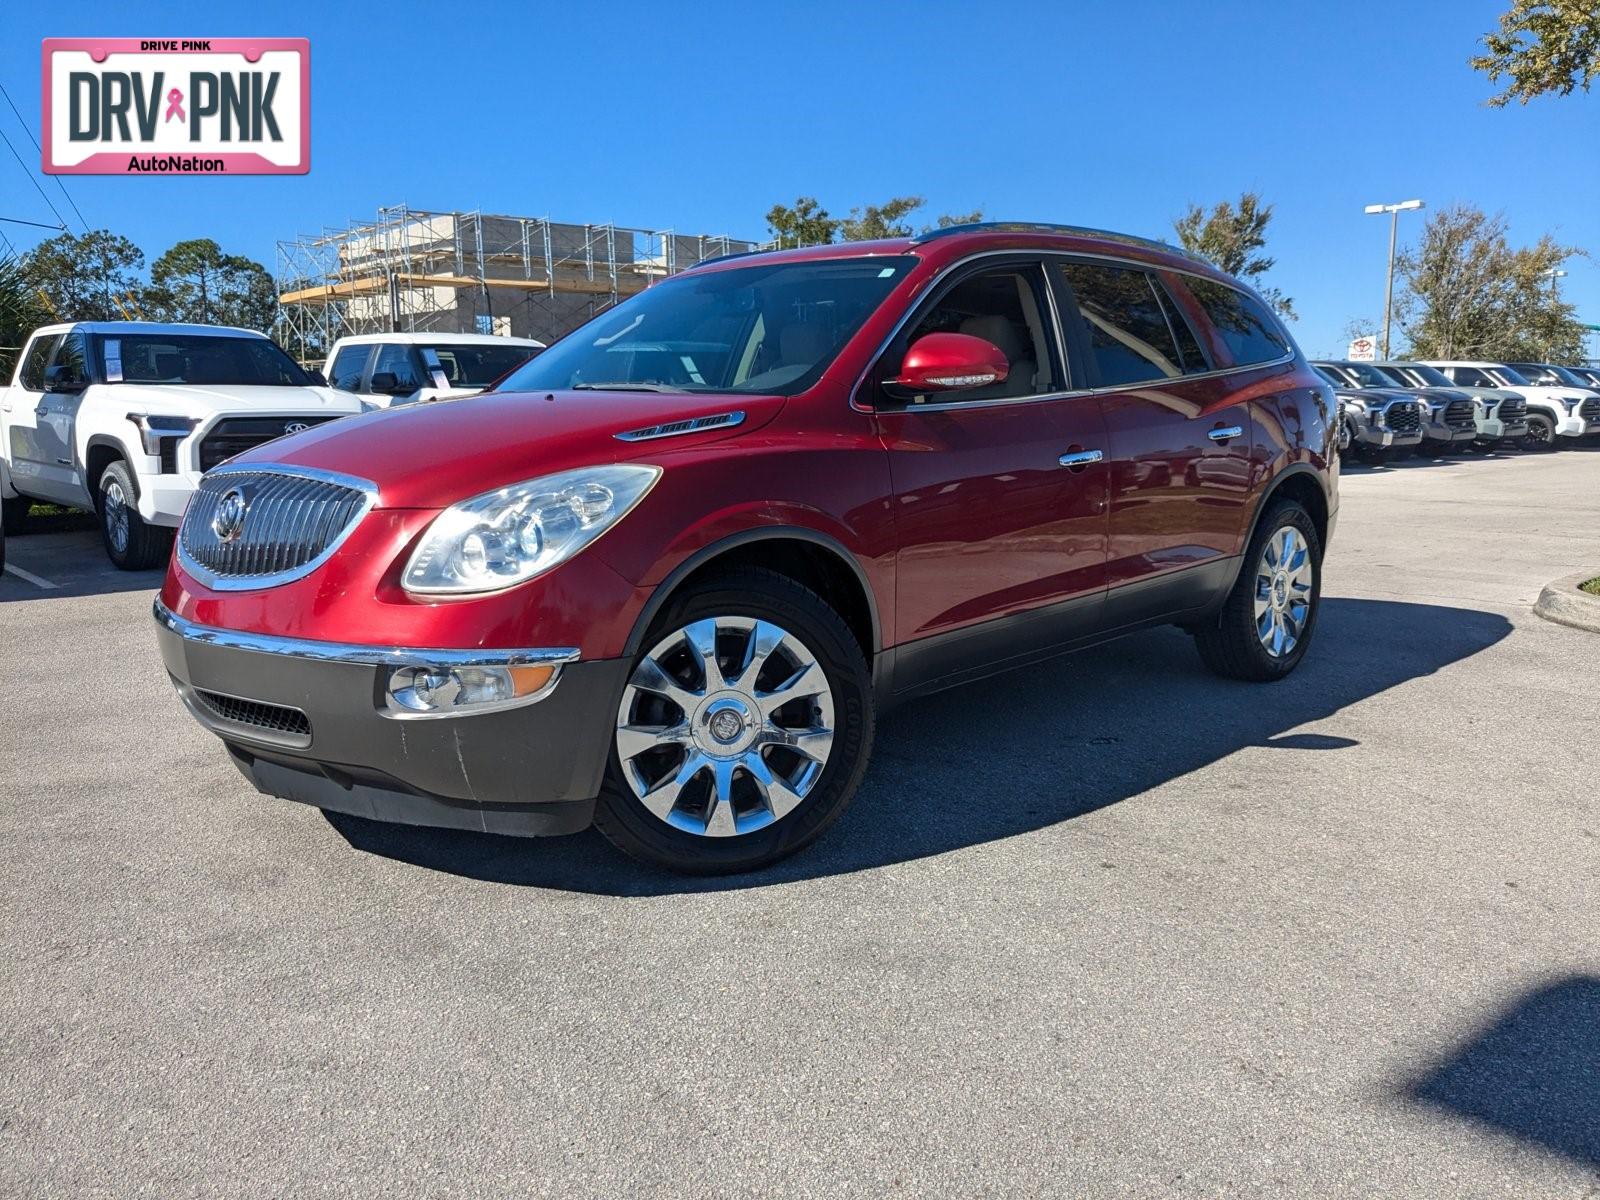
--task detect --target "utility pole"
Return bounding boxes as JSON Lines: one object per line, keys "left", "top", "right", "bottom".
{"left": 1363, "top": 199, "right": 1424, "bottom": 358}
{"left": 1541, "top": 268, "right": 1568, "bottom": 358}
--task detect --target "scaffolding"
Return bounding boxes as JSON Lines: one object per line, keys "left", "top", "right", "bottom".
{"left": 275, "top": 205, "right": 761, "bottom": 361}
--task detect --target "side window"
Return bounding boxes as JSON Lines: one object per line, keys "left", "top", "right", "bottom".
{"left": 890, "top": 263, "right": 1057, "bottom": 401}
{"left": 52, "top": 333, "right": 90, "bottom": 386}
{"left": 1184, "top": 278, "right": 1290, "bottom": 367}
{"left": 1449, "top": 366, "right": 1491, "bottom": 387}
{"left": 1058, "top": 262, "right": 1189, "bottom": 386}
{"left": 18, "top": 335, "right": 60, "bottom": 390}
{"left": 371, "top": 344, "right": 425, "bottom": 392}
{"left": 327, "top": 345, "right": 370, "bottom": 392}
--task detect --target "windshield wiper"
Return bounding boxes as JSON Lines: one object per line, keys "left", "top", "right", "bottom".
{"left": 571, "top": 382, "right": 687, "bottom": 393}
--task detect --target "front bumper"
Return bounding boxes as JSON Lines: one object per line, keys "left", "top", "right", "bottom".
{"left": 1355, "top": 426, "right": 1422, "bottom": 448}
{"left": 155, "top": 601, "right": 627, "bottom": 836}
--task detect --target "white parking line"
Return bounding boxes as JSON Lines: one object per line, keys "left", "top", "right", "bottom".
{"left": 3, "top": 562, "right": 59, "bottom": 590}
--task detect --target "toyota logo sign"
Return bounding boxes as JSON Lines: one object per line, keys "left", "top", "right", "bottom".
{"left": 211, "top": 487, "right": 248, "bottom": 543}
{"left": 283, "top": 421, "right": 310, "bottom": 434}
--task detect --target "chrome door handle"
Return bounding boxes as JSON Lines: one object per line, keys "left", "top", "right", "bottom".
{"left": 1208, "top": 425, "right": 1244, "bottom": 442}
{"left": 1058, "top": 449, "right": 1104, "bottom": 468}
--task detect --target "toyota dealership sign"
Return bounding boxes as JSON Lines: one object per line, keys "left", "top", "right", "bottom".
{"left": 42, "top": 38, "right": 309, "bottom": 175}
{"left": 1346, "top": 335, "right": 1377, "bottom": 362}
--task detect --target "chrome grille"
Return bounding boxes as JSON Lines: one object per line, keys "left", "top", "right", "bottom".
{"left": 1384, "top": 402, "right": 1421, "bottom": 434}
{"left": 179, "top": 467, "right": 375, "bottom": 590}
{"left": 1581, "top": 398, "right": 1600, "bottom": 422}
{"left": 1444, "top": 399, "right": 1476, "bottom": 432}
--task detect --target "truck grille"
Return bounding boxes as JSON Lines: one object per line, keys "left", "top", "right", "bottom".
{"left": 1581, "top": 398, "right": 1600, "bottom": 423}
{"left": 1496, "top": 397, "right": 1526, "bottom": 424}
{"left": 1384, "top": 402, "right": 1421, "bottom": 434}
{"left": 1444, "top": 399, "right": 1476, "bottom": 432}
{"left": 194, "top": 688, "right": 312, "bottom": 743}
{"left": 179, "top": 467, "right": 374, "bottom": 589}
{"left": 198, "top": 417, "right": 342, "bottom": 473}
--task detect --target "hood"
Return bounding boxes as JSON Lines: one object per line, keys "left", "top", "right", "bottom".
{"left": 115, "top": 383, "right": 365, "bottom": 419}
{"left": 1404, "top": 387, "right": 1475, "bottom": 404}
{"left": 1507, "top": 384, "right": 1597, "bottom": 404}
{"left": 231, "top": 387, "right": 786, "bottom": 509}
{"left": 1342, "top": 387, "right": 1419, "bottom": 406}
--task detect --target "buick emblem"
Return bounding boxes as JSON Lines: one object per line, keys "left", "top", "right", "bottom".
{"left": 283, "top": 421, "right": 310, "bottom": 435}
{"left": 211, "top": 488, "right": 249, "bottom": 543}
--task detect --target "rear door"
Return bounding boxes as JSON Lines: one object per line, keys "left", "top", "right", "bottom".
{"left": 868, "top": 257, "right": 1110, "bottom": 693}
{"left": 1052, "top": 260, "right": 1258, "bottom": 624}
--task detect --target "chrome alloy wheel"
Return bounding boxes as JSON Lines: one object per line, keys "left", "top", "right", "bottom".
{"left": 1253, "top": 526, "right": 1314, "bottom": 658}
{"left": 102, "top": 477, "right": 131, "bottom": 553}
{"left": 616, "top": 617, "right": 835, "bottom": 838}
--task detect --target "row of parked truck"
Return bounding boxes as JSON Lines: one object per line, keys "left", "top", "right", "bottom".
{"left": 1313, "top": 358, "right": 1600, "bottom": 462}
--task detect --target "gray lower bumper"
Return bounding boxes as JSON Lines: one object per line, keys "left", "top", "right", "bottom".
{"left": 155, "top": 604, "right": 627, "bottom": 837}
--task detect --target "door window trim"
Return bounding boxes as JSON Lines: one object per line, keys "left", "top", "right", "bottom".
{"left": 852, "top": 249, "right": 1294, "bottom": 414}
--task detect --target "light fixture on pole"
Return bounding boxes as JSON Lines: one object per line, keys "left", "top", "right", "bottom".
{"left": 1364, "top": 199, "right": 1424, "bottom": 358}
{"left": 1541, "top": 267, "right": 1568, "bottom": 296}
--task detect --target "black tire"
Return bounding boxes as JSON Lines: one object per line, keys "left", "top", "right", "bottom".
{"left": 1194, "top": 499, "right": 1322, "bottom": 683}
{"left": 1, "top": 494, "right": 30, "bottom": 536}
{"left": 1522, "top": 413, "right": 1557, "bottom": 452}
{"left": 97, "top": 460, "right": 173, "bottom": 571}
{"left": 594, "top": 567, "right": 875, "bottom": 874}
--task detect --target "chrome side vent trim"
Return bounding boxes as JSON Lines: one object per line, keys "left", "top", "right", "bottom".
{"left": 614, "top": 410, "right": 745, "bottom": 442}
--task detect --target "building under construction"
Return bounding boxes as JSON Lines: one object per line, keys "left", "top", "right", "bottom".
{"left": 276, "top": 206, "right": 762, "bottom": 358}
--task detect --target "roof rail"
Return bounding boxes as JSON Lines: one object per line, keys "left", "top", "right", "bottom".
{"left": 693, "top": 246, "right": 767, "bottom": 268}
{"left": 913, "top": 221, "right": 1209, "bottom": 264}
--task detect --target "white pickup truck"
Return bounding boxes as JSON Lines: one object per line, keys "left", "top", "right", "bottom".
{"left": 1, "top": 322, "right": 365, "bottom": 569}
{"left": 323, "top": 332, "right": 545, "bottom": 409}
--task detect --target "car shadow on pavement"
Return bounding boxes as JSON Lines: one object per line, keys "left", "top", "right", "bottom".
{"left": 0, "top": 530, "right": 165, "bottom": 602}
{"left": 1405, "top": 976, "right": 1600, "bottom": 1166}
{"left": 325, "top": 596, "right": 1513, "bottom": 895}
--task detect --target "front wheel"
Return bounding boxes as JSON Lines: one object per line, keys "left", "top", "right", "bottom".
{"left": 1521, "top": 413, "right": 1557, "bottom": 452}
{"left": 1194, "top": 499, "right": 1322, "bottom": 682}
{"left": 1, "top": 494, "right": 30, "bottom": 536}
{"left": 594, "top": 568, "right": 874, "bottom": 874}
{"left": 98, "top": 461, "right": 173, "bottom": 570}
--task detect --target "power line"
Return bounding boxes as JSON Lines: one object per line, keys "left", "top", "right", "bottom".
{"left": 0, "top": 121, "right": 70, "bottom": 233}
{"left": 0, "top": 79, "right": 88, "bottom": 231}
{"left": 0, "top": 214, "right": 66, "bottom": 231}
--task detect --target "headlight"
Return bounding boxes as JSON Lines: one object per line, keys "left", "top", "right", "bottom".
{"left": 127, "top": 413, "right": 197, "bottom": 455}
{"left": 1564, "top": 397, "right": 1583, "bottom": 413}
{"left": 402, "top": 464, "right": 661, "bottom": 595}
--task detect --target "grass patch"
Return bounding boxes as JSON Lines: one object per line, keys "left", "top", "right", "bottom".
{"left": 10, "top": 500, "right": 97, "bottom": 534}
{"left": 1582, "top": 578, "right": 1600, "bottom": 596}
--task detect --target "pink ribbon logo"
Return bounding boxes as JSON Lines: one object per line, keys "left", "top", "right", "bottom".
{"left": 164, "top": 88, "right": 185, "bottom": 123}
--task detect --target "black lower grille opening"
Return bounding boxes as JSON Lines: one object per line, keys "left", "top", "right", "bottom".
{"left": 195, "top": 689, "right": 311, "bottom": 738}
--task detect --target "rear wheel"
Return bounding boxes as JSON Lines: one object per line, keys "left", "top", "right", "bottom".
{"left": 594, "top": 568, "right": 874, "bottom": 874}
{"left": 1194, "top": 499, "right": 1322, "bottom": 682}
{"left": 98, "top": 461, "right": 173, "bottom": 571}
{"left": 1522, "top": 413, "right": 1557, "bottom": 452}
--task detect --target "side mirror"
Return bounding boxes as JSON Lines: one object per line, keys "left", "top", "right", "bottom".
{"left": 369, "top": 371, "right": 411, "bottom": 396}
{"left": 43, "top": 363, "right": 87, "bottom": 394}
{"left": 887, "top": 332, "right": 1009, "bottom": 397}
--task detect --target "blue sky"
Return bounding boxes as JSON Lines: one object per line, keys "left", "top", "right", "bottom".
{"left": 2, "top": 0, "right": 1596, "bottom": 358}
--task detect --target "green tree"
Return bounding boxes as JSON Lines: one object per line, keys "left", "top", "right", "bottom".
{"left": 0, "top": 252, "right": 52, "bottom": 377}
{"left": 1472, "top": 0, "right": 1600, "bottom": 105}
{"left": 21, "top": 229, "right": 145, "bottom": 321}
{"left": 839, "top": 196, "right": 924, "bottom": 241}
{"left": 1173, "top": 192, "right": 1296, "bottom": 319}
{"left": 144, "top": 238, "right": 277, "bottom": 331}
{"left": 930, "top": 210, "right": 985, "bottom": 231}
{"left": 1393, "top": 204, "right": 1586, "bottom": 361}
{"left": 766, "top": 197, "right": 838, "bottom": 248}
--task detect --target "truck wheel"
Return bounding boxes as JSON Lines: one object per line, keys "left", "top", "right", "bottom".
{"left": 1522, "top": 414, "right": 1557, "bottom": 452}
{"left": 1, "top": 495, "right": 30, "bottom": 536}
{"left": 97, "top": 460, "right": 173, "bottom": 571}
{"left": 1194, "top": 499, "right": 1322, "bottom": 683}
{"left": 595, "top": 567, "right": 874, "bottom": 875}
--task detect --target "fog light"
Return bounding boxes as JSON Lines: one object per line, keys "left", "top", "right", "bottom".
{"left": 384, "top": 663, "right": 558, "bottom": 717}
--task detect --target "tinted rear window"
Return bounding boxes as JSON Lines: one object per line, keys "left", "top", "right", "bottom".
{"left": 1060, "top": 262, "right": 1185, "bottom": 387}
{"left": 1185, "top": 279, "right": 1290, "bottom": 367}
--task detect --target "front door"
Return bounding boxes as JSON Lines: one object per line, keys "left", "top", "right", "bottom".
{"left": 869, "top": 259, "right": 1109, "bottom": 694}
{"left": 1052, "top": 261, "right": 1256, "bottom": 625}
{"left": 33, "top": 332, "right": 91, "bottom": 505}
{"left": 3, "top": 332, "right": 80, "bottom": 504}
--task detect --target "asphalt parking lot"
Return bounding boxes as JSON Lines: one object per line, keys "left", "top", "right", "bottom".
{"left": 3, "top": 446, "right": 1598, "bottom": 1198}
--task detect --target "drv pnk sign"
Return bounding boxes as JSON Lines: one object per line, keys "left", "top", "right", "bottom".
{"left": 42, "top": 38, "right": 309, "bottom": 175}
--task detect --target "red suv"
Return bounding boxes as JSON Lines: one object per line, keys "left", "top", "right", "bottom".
{"left": 156, "top": 223, "right": 1337, "bottom": 873}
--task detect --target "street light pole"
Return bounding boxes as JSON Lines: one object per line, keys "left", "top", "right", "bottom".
{"left": 1541, "top": 268, "right": 1568, "bottom": 358}
{"left": 1364, "top": 199, "right": 1424, "bottom": 359}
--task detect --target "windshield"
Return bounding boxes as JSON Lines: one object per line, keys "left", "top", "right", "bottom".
{"left": 96, "top": 334, "right": 315, "bottom": 387}
{"left": 1312, "top": 366, "right": 1346, "bottom": 388}
{"left": 1509, "top": 362, "right": 1588, "bottom": 388}
{"left": 428, "top": 343, "right": 541, "bottom": 388}
{"left": 1341, "top": 362, "right": 1403, "bottom": 388}
{"left": 1486, "top": 366, "right": 1531, "bottom": 387}
{"left": 494, "top": 257, "right": 916, "bottom": 396}
{"left": 1389, "top": 363, "right": 1453, "bottom": 387}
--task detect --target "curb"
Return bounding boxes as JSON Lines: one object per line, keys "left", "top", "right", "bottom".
{"left": 1534, "top": 571, "right": 1600, "bottom": 634}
